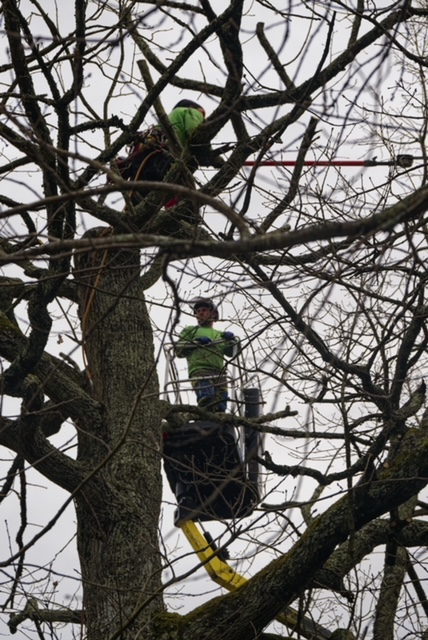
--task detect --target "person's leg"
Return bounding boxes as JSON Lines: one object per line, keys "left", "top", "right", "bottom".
{"left": 193, "top": 378, "right": 216, "bottom": 407}
{"left": 192, "top": 372, "right": 228, "bottom": 412}
{"left": 214, "top": 388, "right": 228, "bottom": 412}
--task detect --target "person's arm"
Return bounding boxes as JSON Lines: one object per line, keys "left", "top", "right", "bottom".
{"left": 221, "top": 331, "right": 240, "bottom": 358}
{"left": 175, "top": 327, "right": 210, "bottom": 357}
{"left": 175, "top": 327, "right": 195, "bottom": 358}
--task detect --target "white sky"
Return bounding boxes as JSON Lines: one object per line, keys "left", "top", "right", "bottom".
{"left": 1, "top": 1, "right": 427, "bottom": 638}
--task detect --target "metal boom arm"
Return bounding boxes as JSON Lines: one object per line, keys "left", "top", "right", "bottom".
{"left": 180, "top": 520, "right": 332, "bottom": 640}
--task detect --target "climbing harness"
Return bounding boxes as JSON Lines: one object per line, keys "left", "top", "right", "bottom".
{"left": 116, "top": 127, "right": 169, "bottom": 180}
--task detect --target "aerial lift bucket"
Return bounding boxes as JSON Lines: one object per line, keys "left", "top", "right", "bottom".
{"left": 163, "top": 387, "right": 263, "bottom": 526}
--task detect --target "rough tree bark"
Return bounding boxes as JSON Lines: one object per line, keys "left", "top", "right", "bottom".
{"left": 74, "top": 231, "right": 164, "bottom": 639}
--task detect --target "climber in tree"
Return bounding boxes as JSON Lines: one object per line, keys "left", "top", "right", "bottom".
{"left": 115, "top": 99, "right": 221, "bottom": 206}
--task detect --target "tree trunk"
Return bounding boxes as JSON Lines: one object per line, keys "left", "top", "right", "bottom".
{"left": 74, "top": 232, "right": 164, "bottom": 639}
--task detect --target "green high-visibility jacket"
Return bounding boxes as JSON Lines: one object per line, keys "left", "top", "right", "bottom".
{"left": 168, "top": 107, "right": 204, "bottom": 146}
{"left": 176, "top": 326, "right": 240, "bottom": 377}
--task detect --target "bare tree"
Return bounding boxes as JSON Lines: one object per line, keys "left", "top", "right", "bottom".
{"left": 2, "top": 1, "right": 428, "bottom": 639}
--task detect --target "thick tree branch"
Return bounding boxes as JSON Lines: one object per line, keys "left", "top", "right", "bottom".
{"left": 4, "top": 178, "right": 428, "bottom": 265}
{"left": 176, "top": 427, "right": 428, "bottom": 639}
{"left": 373, "top": 545, "right": 408, "bottom": 640}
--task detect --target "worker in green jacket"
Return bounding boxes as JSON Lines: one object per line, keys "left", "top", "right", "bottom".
{"left": 115, "top": 99, "right": 215, "bottom": 206}
{"left": 168, "top": 99, "right": 206, "bottom": 146}
{"left": 175, "top": 298, "right": 240, "bottom": 412}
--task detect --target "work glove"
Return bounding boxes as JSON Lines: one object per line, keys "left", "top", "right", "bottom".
{"left": 222, "top": 331, "right": 234, "bottom": 341}
{"left": 196, "top": 337, "right": 211, "bottom": 345}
